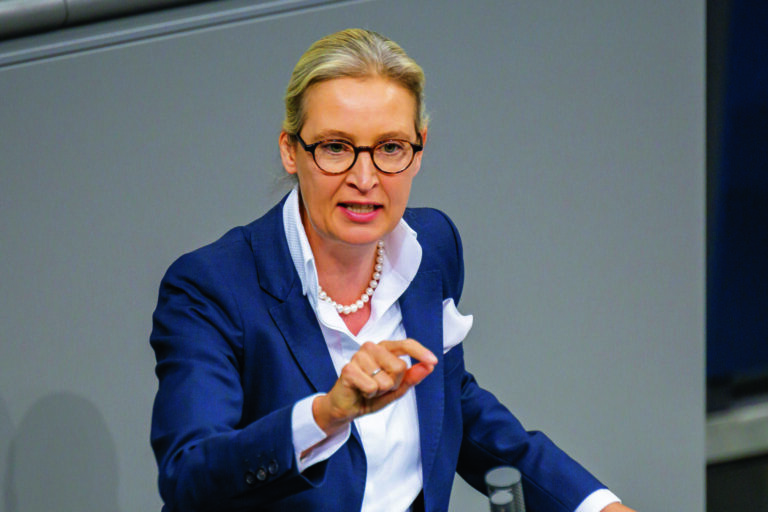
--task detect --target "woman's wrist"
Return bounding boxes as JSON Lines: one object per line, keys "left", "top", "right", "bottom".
{"left": 312, "top": 394, "right": 353, "bottom": 436}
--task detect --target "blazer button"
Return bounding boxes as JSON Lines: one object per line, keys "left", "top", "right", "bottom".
{"left": 268, "top": 460, "right": 279, "bottom": 475}
{"left": 245, "top": 470, "right": 256, "bottom": 486}
{"left": 256, "top": 467, "right": 268, "bottom": 481}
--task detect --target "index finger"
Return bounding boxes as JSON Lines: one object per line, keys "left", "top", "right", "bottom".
{"left": 378, "top": 338, "right": 438, "bottom": 366}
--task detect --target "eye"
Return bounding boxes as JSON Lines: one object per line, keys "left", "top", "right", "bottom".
{"left": 377, "top": 140, "right": 407, "bottom": 155}
{"left": 318, "top": 140, "right": 352, "bottom": 155}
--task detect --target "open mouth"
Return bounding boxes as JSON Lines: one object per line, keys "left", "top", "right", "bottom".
{"left": 340, "top": 203, "right": 381, "bottom": 214}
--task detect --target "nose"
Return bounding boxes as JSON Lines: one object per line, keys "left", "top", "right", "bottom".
{"left": 346, "top": 149, "right": 379, "bottom": 192}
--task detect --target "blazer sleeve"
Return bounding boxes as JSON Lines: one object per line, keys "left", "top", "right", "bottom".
{"left": 150, "top": 241, "right": 328, "bottom": 512}
{"left": 456, "top": 366, "right": 605, "bottom": 512}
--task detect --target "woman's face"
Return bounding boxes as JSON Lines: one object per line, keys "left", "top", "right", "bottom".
{"left": 280, "top": 76, "right": 426, "bottom": 252}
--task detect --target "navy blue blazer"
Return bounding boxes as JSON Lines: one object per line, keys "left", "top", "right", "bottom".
{"left": 150, "top": 196, "right": 604, "bottom": 512}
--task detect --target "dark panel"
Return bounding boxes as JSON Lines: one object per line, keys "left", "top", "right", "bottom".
{"left": 708, "top": 454, "right": 768, "bottom": 511}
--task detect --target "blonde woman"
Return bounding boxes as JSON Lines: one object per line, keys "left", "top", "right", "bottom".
{"left": 150, "top": 28, "right": 635, "bottom": 512}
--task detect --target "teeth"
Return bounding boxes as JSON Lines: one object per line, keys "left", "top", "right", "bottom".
{"left": 345, "top": 204, "right": 375, "bottom": 213}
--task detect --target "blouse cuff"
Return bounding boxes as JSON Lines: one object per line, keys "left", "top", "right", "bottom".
{"left": 574, "top": 488, "right": 621, "bottom": 512}
{"left": 292, "top": 393, "right": 351, "bottom": 473}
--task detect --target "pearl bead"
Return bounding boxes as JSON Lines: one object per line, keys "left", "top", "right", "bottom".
{"left": 318, "top": 240, "right": 385, "bottom": 315}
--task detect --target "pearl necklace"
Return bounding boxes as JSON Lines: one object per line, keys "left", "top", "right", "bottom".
{"left": 318, "top": 240, "right": 384, "bottom": 315}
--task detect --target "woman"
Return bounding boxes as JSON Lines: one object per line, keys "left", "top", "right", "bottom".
{"left": 150, "top": 28, "right": 636, "bottom": 512}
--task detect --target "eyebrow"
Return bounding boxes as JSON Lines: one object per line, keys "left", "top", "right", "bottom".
{"left": 310, "top": 129, "right": 416, "bottom": 142}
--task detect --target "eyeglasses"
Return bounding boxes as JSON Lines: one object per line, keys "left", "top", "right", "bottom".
{"left": 294, "top": 133, "right": 423, "bottom": 175}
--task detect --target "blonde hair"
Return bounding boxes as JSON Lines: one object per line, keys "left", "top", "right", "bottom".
{"left": 282, "top": 28, "right": 428, "bottom": 137}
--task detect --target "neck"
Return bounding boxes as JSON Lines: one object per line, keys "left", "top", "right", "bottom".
{"left": 316, "top": 247, "right": 378, "bottom": 306}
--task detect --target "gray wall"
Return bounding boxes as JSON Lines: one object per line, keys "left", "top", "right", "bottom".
{"left": 0, "top": 1, "right": 704, "bottom": 511}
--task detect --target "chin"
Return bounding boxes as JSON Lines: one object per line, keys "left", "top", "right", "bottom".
{"left": 340, "top": 234, "right": 385, "bottom": 247}
{"left": 337, "top": 227, "right": 389, "bottom": 247}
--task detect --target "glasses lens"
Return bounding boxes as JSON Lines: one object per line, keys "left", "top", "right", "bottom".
{"left": 373, "top": 140, "right": 414, "bottom": 174}
{"left": 315, "top": 140, "right": 355, "bottom": 174}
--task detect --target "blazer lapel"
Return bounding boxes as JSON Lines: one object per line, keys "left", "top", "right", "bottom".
{"left": 269, "top": 289, "right": 339, "bottom": 394}
{"left": 400, "top": 269, "right": 445, "bottom": 495}
{"left": 248, "top": 200, "right": 339, "bottom": 394}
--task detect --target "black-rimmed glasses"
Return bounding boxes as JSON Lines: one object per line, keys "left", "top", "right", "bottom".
{"left": 294, "top": 133, "right": 423, "bottom": 175}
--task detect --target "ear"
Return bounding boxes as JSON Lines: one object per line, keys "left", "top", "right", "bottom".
{"left": 279, "top": 131, "right": 298, "bottom": 175}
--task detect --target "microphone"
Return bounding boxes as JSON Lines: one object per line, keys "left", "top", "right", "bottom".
{"left": 485, "top": 466, "right": 525, "bottom": 512}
